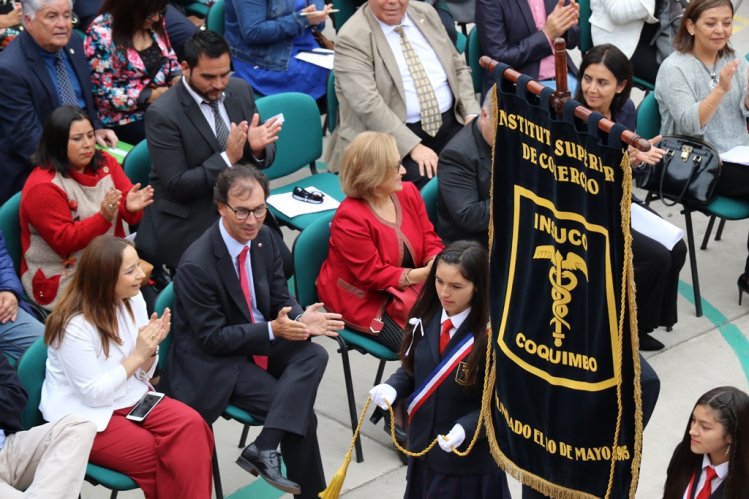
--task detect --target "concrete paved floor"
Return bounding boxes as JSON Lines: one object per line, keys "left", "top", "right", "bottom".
{"left": 81, "top": 6, "right": 749, "bottom": 499}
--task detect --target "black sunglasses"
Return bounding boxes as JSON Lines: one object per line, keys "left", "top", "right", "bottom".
{"left": 292, "top": 186, "right": 324, "bottom": 204}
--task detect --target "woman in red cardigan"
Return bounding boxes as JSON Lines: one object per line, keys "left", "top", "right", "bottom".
{"left": 20, "top": 106, "right": 154, "bottom": 311}
{"left": 317, "top": 132, "right": 444, "bottom": 351}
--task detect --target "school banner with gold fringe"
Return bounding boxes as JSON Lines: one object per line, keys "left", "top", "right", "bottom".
{"left": 484, "top": 71, "right": 643, "bottom": 498}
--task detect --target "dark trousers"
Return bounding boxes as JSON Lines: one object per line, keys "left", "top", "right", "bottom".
{"left": 630, "top": 22, "right": 659, "bottom": 86}
{"left": 403, "top": 109, "right": 462, "bottom": 188}
{"left": 229, "top": 340, "right": 328, "bottom": 499}
{"left": 632, "top": 229, "right": 687, "bottom": 332}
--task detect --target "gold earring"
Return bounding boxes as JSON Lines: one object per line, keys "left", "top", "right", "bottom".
{"left": 725, "top": 443, "right": 731, "bottom": 457}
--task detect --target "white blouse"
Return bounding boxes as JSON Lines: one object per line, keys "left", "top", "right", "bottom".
{"left": 40, "top": 293, "right": 157, "bottom": 431}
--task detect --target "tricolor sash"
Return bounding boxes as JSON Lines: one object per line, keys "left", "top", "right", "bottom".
{"left": 406, "top": 334, "right": 474, "bottom": 422}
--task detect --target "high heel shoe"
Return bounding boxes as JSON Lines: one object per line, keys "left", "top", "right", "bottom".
{"left": 738, "top": 273, "right": 749, "bottom": 305}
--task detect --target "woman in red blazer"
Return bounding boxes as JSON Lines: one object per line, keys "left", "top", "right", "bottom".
{"left": 317, "top": 132, "right": 444, "bottom": 351}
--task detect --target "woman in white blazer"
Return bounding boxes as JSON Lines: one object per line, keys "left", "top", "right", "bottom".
{"left": 40, "top": 235, "right": 214, "bottom": 499}
{"left": 590, "top": 0, "right": 661, "bottom": 85}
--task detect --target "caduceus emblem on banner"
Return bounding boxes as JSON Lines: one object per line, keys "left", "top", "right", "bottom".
{"left": 483, "top": 73, "right": 643, "bottom": 499}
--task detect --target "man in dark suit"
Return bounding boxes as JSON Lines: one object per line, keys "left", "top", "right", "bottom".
{"left": 160, "top": 165, "right": 343, "bottom": 498}
{"left": 0, "top": 351, "right": 96, "bottom": 496}
{"left": 437, "top": 93, "right": 493, "bottom": 246}
{"left": 0, "top": 0, "right": 118, "bottom": 204}
{"left": 136, "top": 30, "right": 281, "bottom": 270}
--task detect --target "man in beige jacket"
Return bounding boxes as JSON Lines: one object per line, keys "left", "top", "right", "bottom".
{"left": 326, "top": 0, "right": 480, "bottom": 187}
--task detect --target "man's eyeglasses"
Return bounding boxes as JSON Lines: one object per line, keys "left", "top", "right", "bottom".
{"left": 225, "top": 203, "right": 268, "bottom": 220}
{"left": 292, "top": 186, "right": 324, "bottom": 204}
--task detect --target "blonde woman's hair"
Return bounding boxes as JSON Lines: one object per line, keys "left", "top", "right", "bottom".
{"left": 339, "top": 132, "right": 401, "bottom": 199}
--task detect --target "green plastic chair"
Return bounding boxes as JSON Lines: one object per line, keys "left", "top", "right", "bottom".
{"left": 466, "top": 26, "right": 483, "bottom": 95}
{"left": 16, "top": 338, "right": 139, "bottom": 498}
{"left": 326, "top": 70, "right": 338, "bottom": 135}
{"left": 455, "top": 31, "right": 466, "bottom": 55}
{"left": 122, "top": 139, "right": 152, "bottom": 188}
{"left": 0, "top": 192, "right": 21, "bottom": 275}
{"left": 292, "top": 212, "right": 399, "bottom": 463}
{"left": 420, "top": 176, "right": 439, "bottom": 227}
{"left": 636, "top": 92, "right": 749, "bottom": 316}
{"left": 331, "top": 0, "right": 359, "bottom": 30}
{"left": 635, "top": 92, "right": 661, "bottom": 141}
{"left": 172, "top": 0, "right": 210, "bottom": 17}
{"left": 578, "top": 0, "right": 593, "bottom": 53}
{"left": 255, "top": 92, "right": 345, "bottom": 231}
{"left": 206, "top": 0, "right": 225, "bottom": 34}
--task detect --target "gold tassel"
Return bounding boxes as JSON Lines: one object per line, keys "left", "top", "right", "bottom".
{"left": 318, "top": 397, "right": 372, "bottom": 499}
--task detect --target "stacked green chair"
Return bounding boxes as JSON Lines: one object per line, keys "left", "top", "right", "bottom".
{"left": 16, "top": 338, "right": 139, "bottom": 499}
{"left": 255, "top": 92, "right": 345, "bottom": 231}
{"left": 122, "top": 139, "right": 152, "bottom": 188}
{"left": 636, "top": 92, "right": 749, "bottom": 316}
{"left": 206, "top": 0, "right": 225, "bottom": 34}
{"left": 292, "top": 212, "right": 399, "bottom": 463}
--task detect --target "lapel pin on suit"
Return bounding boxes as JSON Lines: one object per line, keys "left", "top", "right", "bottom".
{"left": 69, "top": 48, "right": 75, "bottom": 55}
{"left": 257, "top": 242, "right": 263, "bottom": 248}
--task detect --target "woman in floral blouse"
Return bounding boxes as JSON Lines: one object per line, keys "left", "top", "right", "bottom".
{"left": 84, "top": 0, "right": 181, "bottom": 144}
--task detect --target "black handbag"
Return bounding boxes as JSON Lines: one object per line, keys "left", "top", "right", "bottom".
{"left": 635, "top": 134, "right": 721, "bottom": 205}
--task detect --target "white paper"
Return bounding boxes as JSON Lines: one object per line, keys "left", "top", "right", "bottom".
{"left": 267, "top": 186, "right": 340, "bottom": 218}
{"left": 631, "top": 203, "right": 684, "bottom": 250}
{"left": 295, "top": 51, "right": 334, "bottom": 70}
{"left": 719, "top": 145, "right": 749, "bottom": 165}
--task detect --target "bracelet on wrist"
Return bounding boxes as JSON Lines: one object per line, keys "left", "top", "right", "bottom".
{"left": 703, "top": 99, "right": 717, "bottom": 111}
{"left": 404, "top": 270, "right": 413, "bottom": 286}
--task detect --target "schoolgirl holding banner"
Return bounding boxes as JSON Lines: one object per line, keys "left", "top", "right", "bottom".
{"left": 369, "top": 240, "right": 510, "bottom": 498}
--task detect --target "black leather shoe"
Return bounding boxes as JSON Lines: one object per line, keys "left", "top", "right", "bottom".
{"left": 236, "top": 443, "right": 301, "bottom": 494}
{"left": 639, "top": 333, "right": 665, "bottom": 351}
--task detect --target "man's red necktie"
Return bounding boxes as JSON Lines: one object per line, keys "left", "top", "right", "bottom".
{"left": 238, "top": 246, "right": 268, "bottom": 370}
{"left": 439, "top": 319, "right": 453, "bottom": 355}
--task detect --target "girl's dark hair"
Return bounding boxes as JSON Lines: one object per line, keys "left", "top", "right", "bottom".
{"left": 674, "top": 0, "right": 735, "bottom": 57}
{"left": 574, "top": 44, "right": 632, "bottom": 119}
{"left": 100, "top": 0, "right": 169, "bottom": 50}
{"left": 400, "top": 240, "right": 489, "bottom": 387}
{"left": 45, "top": 235, "right": 136, "bottom": 358}
{"left": 663, "top": 386, "right": 749, "bottom": 498}
{"left": 33, "top": 105, "right": 104, "bottom": 177}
